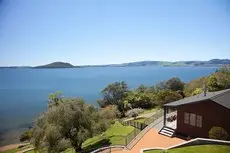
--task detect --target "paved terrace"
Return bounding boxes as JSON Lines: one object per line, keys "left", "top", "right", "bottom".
{"left": 112, "top": 128, "right": 185, "bottom": 153}
{"left": 112, "top": 112, "right": 185, "bottom": 153}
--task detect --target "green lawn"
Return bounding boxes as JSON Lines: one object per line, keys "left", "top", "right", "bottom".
{"left": 144, "top": 145, "right": 230, "bottom": 153}
{"left": 140, "top": 107, "right": 161, "bottom": 115}
{"left": 24, "top": 122, "right": 134, "bottom": 153}
{"left": 83, "top": 121, "right": 134, "bottom": 147}
{"left": 134, "top": 117, "right": 147, "bottom": 123}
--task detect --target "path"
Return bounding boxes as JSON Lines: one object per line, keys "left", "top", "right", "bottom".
{"left": 113, "top": 112, "right": 185, "bottom": 153}
{"left": 113, "top": 128, "right": 185, "bottom": 153}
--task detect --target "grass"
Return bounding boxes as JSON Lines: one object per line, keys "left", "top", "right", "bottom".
{"left": 140, "top": 107, "right": 161, "bottom": 115}
{"left": 83, "top": 121, "right": 134, "bottom": 147}
{"left": 25, "top": 150, "right": 35, "bottom": 153}
{"left": 144, "top": 145, "right": 230, "bottom": 153}
{"left": 2, "top": 144, "right": 33, "bottom": 153}
{"left": 24, "top": 122, "right": 134, "bottom": 153}
{"left": 134, "top": 117, "right": 147, "bottom": 123}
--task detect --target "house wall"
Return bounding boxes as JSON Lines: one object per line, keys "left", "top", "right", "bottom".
{"left": 176, "top": 100, "right": 230, "bottom": 138}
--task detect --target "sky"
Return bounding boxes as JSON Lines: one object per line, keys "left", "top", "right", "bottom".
{"left": 0, "top": 0, "right": 230, "bottom": 66}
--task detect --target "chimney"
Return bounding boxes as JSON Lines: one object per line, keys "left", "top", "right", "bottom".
{"left": 203, "top": 81, "right": 207, "bottom": 96}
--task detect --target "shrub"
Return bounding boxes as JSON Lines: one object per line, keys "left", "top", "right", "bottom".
{"left": 99, "top": 105, "right": 121, "bottom": 119}
{"left": 209, "top": 126, "right": 229, "bottom": 140}
{"left": 20, "top": 129, "right": 33, "bottom": 142}
{"left": 125, "top": 108, "right": 144, "bottom": 118}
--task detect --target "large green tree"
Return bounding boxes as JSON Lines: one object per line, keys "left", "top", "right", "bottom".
{"left": 207, "top": 66, "right": 230, "bottom": 91}
{"left": 165, "top": 77, "right": 184, "bottom": 91}
{"left": 97, "top": 81, "right": 128, "bottom": 115}
{"left": 184, "top": 77, "right": 206, "bottom": 96}
{"left": 124, "top": 91, "right": 155, "bottom": 109}
{"left": 154, "top": 90, "right": 183, "bottom": 106}
{"left": 33, "top": 98, "right": 109, "bottom": 153}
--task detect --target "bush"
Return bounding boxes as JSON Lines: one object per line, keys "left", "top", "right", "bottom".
{"left": 99, "top": 105, "right": 121, "bottom": 119}
{"left": 209, "top": 126, "right": 229, "bottom": 140}
{"left": 20, "top": 129, "right": 33, "bottom": 142}
{"left": 125, "top": 108, "right": 144, "bottom": 118}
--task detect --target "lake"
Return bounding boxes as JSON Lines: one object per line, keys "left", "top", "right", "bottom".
{"left": 0, "top": 66, "right": 218, "bottom": 145}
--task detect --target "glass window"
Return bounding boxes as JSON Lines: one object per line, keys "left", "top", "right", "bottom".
{"left": 196, "top": 115, "right": 202, "bottom": 128}
{"left": 184, "top": 112, "right": 189, "bottom": 124}
{"left": 190, "top": 113, "right": 196, "bottom": 126}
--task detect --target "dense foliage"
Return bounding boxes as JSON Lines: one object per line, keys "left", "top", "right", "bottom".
{"left": 33, "top": 98, "right": 110, "bottom": 153}
{"left": 97, "top": 81, "right": 128, "bottom": 116}
{"left": 98, "top": 79, "right": 184, "bottom": 116}
{"left": 184, "top": 65, "right": 230, "bottom": 95}
{"left": 154, "top": 90, "right": 183, "bottom": 106}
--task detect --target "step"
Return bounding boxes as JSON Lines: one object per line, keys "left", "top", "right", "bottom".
{"left": 163, "top": 127, "right": 175, "bottom": 132}
{"left": 161, "top": 129, "right": 174, "bottom": 135}
{"left": 159, "top": 131, "right": 173, "bottom": 137}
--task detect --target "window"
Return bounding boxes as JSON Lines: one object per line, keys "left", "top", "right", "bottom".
{"left": 184, "top": 112, "right": 189, "bottom": 124}
{"left": 196, "top": 115, "right": 202, "bottom": 128}
{"left": 189, "top": 113, "right": 196, "bottom": 126}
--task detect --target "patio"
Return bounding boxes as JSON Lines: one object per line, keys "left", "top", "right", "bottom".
{"left": 112, "top": 128, "right": 185, "bottom": 153}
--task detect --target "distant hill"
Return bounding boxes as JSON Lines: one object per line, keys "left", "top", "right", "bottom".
{"left": 1, "top": 59, "right": 230, "bottom": 69}
{"left": 81, "top": 59, "right": 230, "bottom": 67}
{"left": 111, "top": 59, "right": 230, "bottom": 67}
{"left": 35, "top": 62, "right": 74, "bottom": 68}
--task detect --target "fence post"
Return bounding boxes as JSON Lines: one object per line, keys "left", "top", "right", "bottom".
{"left": 134, "top": 128, "right": 136, "bottom": 137}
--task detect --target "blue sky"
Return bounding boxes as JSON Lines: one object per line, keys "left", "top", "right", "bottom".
{"left": 0, "top": 0, "right": 230, "bottom": 66}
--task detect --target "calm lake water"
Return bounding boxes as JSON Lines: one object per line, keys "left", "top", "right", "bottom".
{"left": 0, "top": 66, "right": 218, "bottom": 145}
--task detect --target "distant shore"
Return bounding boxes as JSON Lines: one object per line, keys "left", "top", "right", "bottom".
{"left": 0, "top": 58, "right": 229, "bottom": 68}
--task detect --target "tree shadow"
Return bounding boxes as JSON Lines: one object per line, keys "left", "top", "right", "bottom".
{"left": 82, "top": 138, "right": 111, "bottom": 153}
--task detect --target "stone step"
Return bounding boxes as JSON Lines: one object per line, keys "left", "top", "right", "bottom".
{"left": 159, "top": 131, "right": 173, "bottom": 137}
{"left": 163, "top": 127, "right": 174, "bottom": 132}
{"left": 161, "top": 129, "right": 174, "bottom": 135}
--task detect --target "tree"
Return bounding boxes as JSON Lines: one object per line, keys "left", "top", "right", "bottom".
{"left": 165, "top": 77, "right": 184, "bottom": 91}
{"left": 155, "top": 81, "right": 167, "bottom": 91}
{"left": 97, "top": 81, "right": 128, "bottom": 115}
{"left": 154, "top": 90, "right": 183, "bottom": 106}
{"left": 216, "top": 65, "right": 230, "bottom": 74}
{"left": 184, "top": 77, "right": 206, "bottom": 96}
{"left": 206, "top": 75, "right": 221, "bottom": 91}
{"left": 33, "top": 98, "right": 109, "bottom": 153}
{"left": 191, "top": 88, "right": 203, "bottom": 96}
{"left": 206, "top": 65, "right": 230, "bottom": 92}
{"left": 124, "top": 91, "right": 155, "bottom": 109}
{"left": 209, "top": 126, "right": 229, "bottom": 140}
{"left": 136, "top": 84, "right": 149, "bottom": 93}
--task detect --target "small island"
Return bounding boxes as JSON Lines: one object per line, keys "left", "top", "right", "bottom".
{"left": 34, "top": 62, "right": 74, "bottom": 68}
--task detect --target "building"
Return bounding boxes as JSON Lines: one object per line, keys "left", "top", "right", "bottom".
{"left": 159, "top": 89, "right": 230, "bottom": 139}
